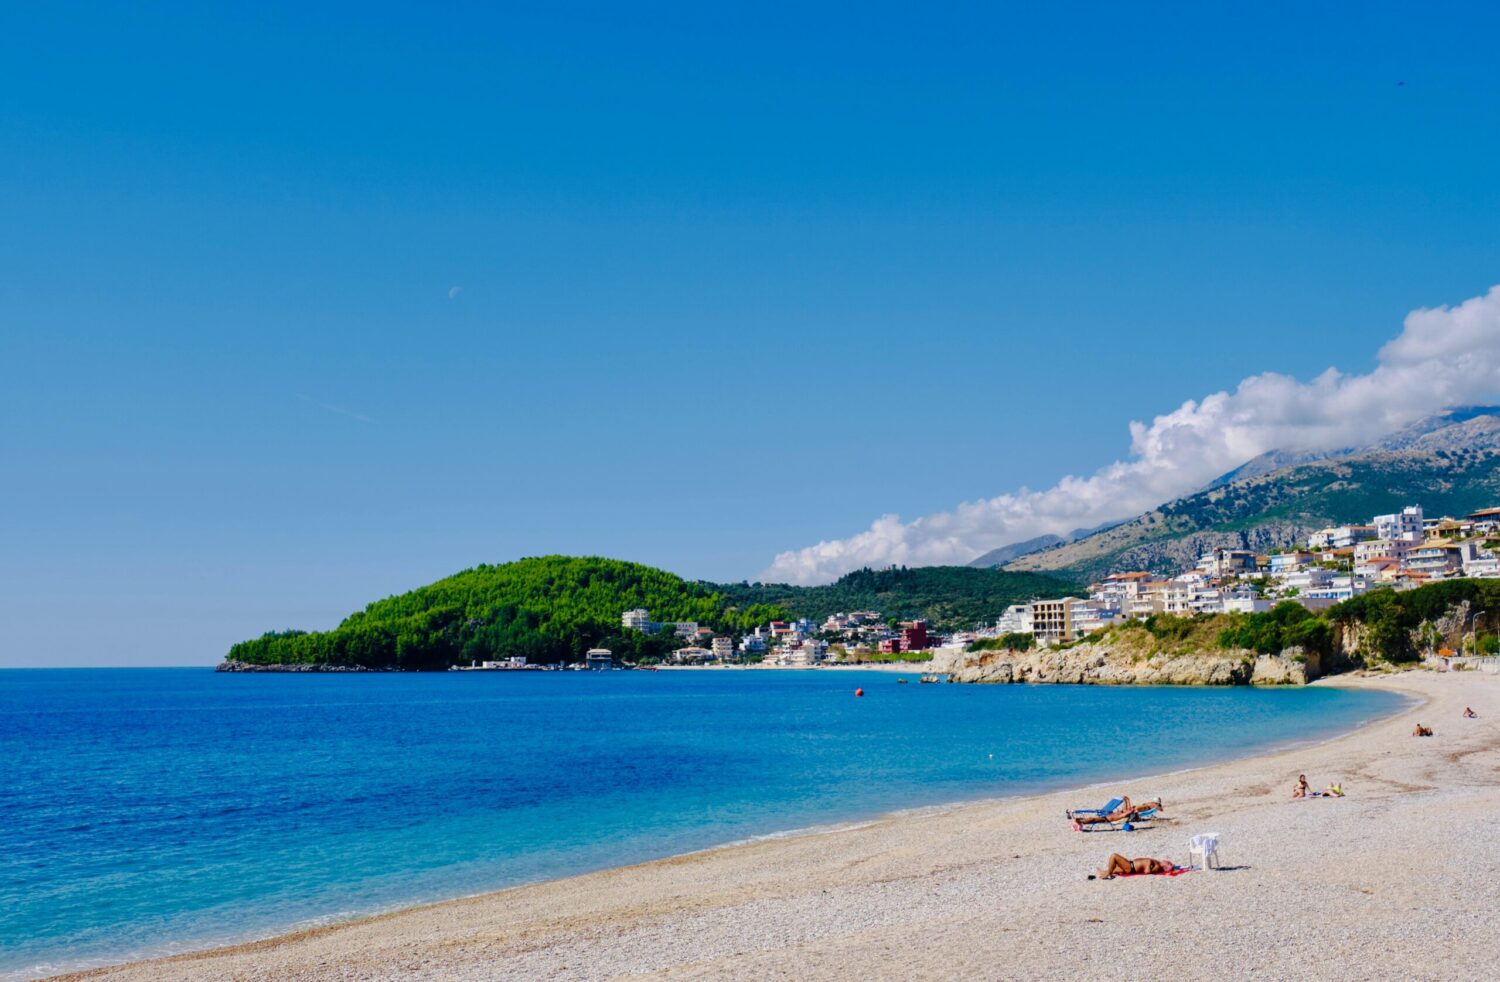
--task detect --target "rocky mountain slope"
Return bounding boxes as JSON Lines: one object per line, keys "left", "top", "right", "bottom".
{"left": 1002, "top": 407, "right": 1500, "bottom": 582}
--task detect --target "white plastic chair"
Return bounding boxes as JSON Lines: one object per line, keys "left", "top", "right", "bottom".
{"left": 1188, "top": 832, "right": 1222, "bottom": 870}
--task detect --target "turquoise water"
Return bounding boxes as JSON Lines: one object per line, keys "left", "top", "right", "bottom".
{"left": 0, "top": 669, "right": 1403, "bottom": 979}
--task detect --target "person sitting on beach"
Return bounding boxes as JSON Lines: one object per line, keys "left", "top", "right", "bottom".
{"left": 1090, "top": 854, "right": 1176, "bottom": 879}
{"left": 1072, "top": 797, "right": 1164, "bottom": 827}
{"left": 1464, "top": 707, "right": 1478, "bottom": 719}
{"left": 1413, "top": 724, "right": 1434, "bottom": 737}
{"left": 1292, "top": 774, "right": 1309, "bottom": 798}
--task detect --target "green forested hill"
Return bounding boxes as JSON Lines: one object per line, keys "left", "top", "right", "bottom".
{"left": 224, "top": 558, "right": 1086, "bottom": 669}
{"left": 226, "top": 556, "right": 788, "bottom": 669}
{"left": 716, "top": 566, "right": 1086, "bottom": 632}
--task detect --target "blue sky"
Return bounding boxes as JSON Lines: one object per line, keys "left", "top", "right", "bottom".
{"left": 4, "top": 2, "right": 1500, "bottom": 665}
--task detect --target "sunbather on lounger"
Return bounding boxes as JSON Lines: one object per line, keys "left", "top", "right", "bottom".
{"left": 1072, "top": 798, "right": 1164, "bottom": 826}
{"left": 1091, "top": 854, "right": 1175, "bottom": 878}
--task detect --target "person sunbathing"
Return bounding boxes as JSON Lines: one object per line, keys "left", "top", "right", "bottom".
{"left": 1292, "top": 774, "right": 1309, "bottom": 798}
{"left": 1413, "top": 724, "right": 1434, "bottom": 737}
{"left": 1072, "top": 797, "right": 1164, "bottom": 827}
{"left": 1090, "top": 854, "right": 1176, "bottom": 879}
{"left": 1464, "top": 707, "right": 1478, "bottom": 719}
{"left": 1324, "top": 783, "right": 1343, "bottom": 796}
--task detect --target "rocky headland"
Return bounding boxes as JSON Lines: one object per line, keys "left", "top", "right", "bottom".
{"left": 946, "top": 644, "right": 1308, "bottom": 686}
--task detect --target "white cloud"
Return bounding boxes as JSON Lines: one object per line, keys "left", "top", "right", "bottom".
{"left": 448, "top": 286, "right": 463, "bottom": 300}
{"left": 761, "top": 285, "right": 1500, "bottom": 585}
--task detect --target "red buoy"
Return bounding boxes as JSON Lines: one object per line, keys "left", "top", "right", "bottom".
{"left": 854, "top": 687, "right": 864, "bottom": 697}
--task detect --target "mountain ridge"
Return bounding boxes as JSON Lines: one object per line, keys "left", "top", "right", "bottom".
{"left": 1001, "top": 407, "right": 1500, "bottom": 582}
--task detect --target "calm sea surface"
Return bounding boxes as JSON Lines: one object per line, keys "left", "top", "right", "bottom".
{"left": 0, "top": 668, "right": 1404, "bottom": 979}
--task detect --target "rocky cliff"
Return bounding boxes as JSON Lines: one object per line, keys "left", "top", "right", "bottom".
{"left": 947, "top": 644, "right": 1308, "bottom": 686}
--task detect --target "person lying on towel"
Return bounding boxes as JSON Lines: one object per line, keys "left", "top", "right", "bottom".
{"left": 1090, "top": 854, "right": 1178, "bottom": 879}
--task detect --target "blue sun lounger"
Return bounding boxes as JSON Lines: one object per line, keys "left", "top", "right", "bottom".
{"left": 1067, "top": 797, "right": 1123, "bottom": 820}
{"left": 1069, "top": 801, "right": 1163, "bottom": 832}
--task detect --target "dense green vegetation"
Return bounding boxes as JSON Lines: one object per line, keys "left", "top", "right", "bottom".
{"left": 861, "top": 651, "right": 935, "bottom": 663}
{"left": 967, "top": 632, "right": 1035, "bottom": 652}
{"left": 717, "top": 566, "right": 1086, "bottom": 633}
{"left": 1215, "top": 602, "right": 1331, "bottom": 656}
{"left": 225, "top": 559, "right": 1086, "bottom": 669}
{"left": 1208, "top": 580, "right": 1500, "bottom": 664}
{"left": 227, "top": 556, "right": 787, "bottom": 669}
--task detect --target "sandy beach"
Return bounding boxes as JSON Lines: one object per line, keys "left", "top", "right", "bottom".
{"left": 58, "top": 670, "right": 1498, "bottom": 982}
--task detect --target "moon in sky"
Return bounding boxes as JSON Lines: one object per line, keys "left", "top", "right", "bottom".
{"left": 447, "top": 286, "right": 462, "bottom": 299}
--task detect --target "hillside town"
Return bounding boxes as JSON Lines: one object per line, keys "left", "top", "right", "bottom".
{"left": 1000, "top": 502, "right": 1500, "bottom": 645}
{"left": 610, "top": 503, "right": 1500, "bottom": 664}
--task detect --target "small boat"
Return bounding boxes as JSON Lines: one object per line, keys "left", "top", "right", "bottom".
{"left": 896, "top": 677, "right": 909, "bottom": 684}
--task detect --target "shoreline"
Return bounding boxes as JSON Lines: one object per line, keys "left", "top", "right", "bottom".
{"left": 48, "top": 670, "right": 1477, "bottom": 981}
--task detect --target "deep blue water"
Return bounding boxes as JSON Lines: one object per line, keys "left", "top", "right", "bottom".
{"left": 0, "top": 668, "right": 1403, "bottom": 979}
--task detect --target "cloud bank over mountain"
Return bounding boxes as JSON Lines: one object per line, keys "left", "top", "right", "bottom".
{"left": 761, "top": 284, "right": 1500, "bottom": 585}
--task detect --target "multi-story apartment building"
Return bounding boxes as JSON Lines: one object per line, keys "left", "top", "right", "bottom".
{"left": 1407, "top": 540, "right": 1463, "bottom": 578}
{"left": 995, "top": 604, "right": 1033, "bottom": 635}
{"left": 898, "top": 620, "right": 930, "bottom": 652}
{"left": 1373, "top": 505, "right": 1424, "bottom": 543}
{"left": 1197, "top": 549, "right": 1258, "bottom": 577}
{"left": 1031, "top": 598, "right": 1099, "bottom": 644}
{"left": 1268, "top": 551, "right": 1316, "bottom": 575}
{"left": 1308, "top": 525, "right": 1378, "bottom": 550}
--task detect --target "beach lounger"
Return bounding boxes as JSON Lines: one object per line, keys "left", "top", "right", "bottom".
{"left": 1072, "top": 802, "right": 1164, "bottom": 832}
{"left": 1066, "top": 797, "right": 1123, "bottom": 820}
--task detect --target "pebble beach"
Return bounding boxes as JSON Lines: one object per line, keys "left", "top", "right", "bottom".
{"left": 56, "top": 670, "right": 1497, "bottom": 982}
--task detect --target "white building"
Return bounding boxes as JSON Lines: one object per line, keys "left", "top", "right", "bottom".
{"left": 777, "top": 639, "right": 828, "bottom": 667}
{"left": 1281, "top": 567, "right": 1335, "bottom": 595}
{"left": 1196, "top": 549, "right": 1257, "bottom": 577}
{"left": 1407, "top": 540, "right": 1462, "bottom": 578}
{"left": 671, "top": 645, "right": 715, "bottom": 664}
{"left": 711, "top": 636, "right": 734, "bottom": 661}
{"left": 738, "top": 628, "right": 769, "bottom": 656}
{"left": 1222, "top": 590, "right": 1273, "bottom": 614}
{"left": 1071, "top": 601, "right": 1125, "bottom": 636}
{"left": 1373, "top": 505, "right": 1424, "bottom": 544}
{"left": 1268, "top": 551, "right": 1316, "bottom": 576}
{"left": 671, "top": 622, "right": 699, "bottom": 640}
{"left": 621, "top": 608, "right": 652, "bottom": 632}
{"left": 995, "top": 604, "right": 1033, "bottom": 635}
{"left": 1355, "top": 538, "right": 1413, "bottom": 564}
{"left": 585, "top": 648, "right": 614, "bottom": 669}
{"left": 1309, "top": 526, "right": 1377, "bottom": 550}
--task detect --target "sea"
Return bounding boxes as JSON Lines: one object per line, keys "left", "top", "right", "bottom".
{"left": 0, "top": 668, "right": 1405, "bottom": 979}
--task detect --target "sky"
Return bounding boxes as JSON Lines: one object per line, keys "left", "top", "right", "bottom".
{"left": 4, "top": 2, "right": 1500, "bottom": 666}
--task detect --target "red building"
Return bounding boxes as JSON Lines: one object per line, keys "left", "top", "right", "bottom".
{"left": 898, "top": 619, "right": 929, "bottom": 652}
